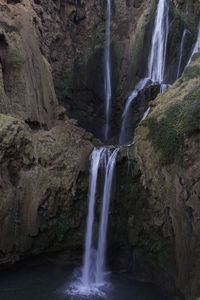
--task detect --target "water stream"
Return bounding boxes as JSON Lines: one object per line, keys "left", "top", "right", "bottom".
{"left": 187, "top": 24, "right": 200, "bottom": 66}
{"left": 119, "top": 0, "right": 170, "bottom": 145}
{"left": 176, "top": 29, "right": 191, "bottom": 79}
{"left": 95, "top": 148, "right": 119, "bottom": 285}
{"left": 104, "top": 0, "right": 112, "bottom": 141}
{"left": 69, "top": 3, "right": 200, "bottom": 299}
{"left": 147, "top": 0, "right": 169, "bottom": 85}
{"left": 82, "top": 148, "right": 105, "bottom": 288}
{"left": 119, "top": 77, "right": 150, "bottom": 145}
{"left": 69, "top": 147, "right": 119, "bottom": 296}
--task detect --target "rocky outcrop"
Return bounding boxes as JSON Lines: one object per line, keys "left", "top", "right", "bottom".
{"left": 131, "top": 53, "right": 200, "bottom": 299}
{"left": 0, "top": 0, "right": 58, "bottom": 128}
{"left": 27, "top": 0, "right": 200, "bottom": 141}
{"left": 2, "top": 0, "right": 197, "bottom": 141}
{"left": 0, "top": 0, "right": 94, "bottom": 267}
{"left": 0, "top": 113, "right": 93, "bottom": 266}
{"left": 29, "top": 0, "right": 157, "bottom": 140}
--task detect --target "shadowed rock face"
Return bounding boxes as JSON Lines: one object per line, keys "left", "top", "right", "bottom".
{"left": 0, "top": 113, "right": 93, "bottom": 266}
{"left": 0, "top": 0, "right": 94, "bottom": 267}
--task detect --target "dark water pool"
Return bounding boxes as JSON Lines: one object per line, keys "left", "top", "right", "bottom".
{"left": 0, "top": 262, "right": 172, "bottom": 300}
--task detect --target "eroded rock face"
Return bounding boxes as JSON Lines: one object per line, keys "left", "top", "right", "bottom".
{"left": 27, "top": 0, "right": 200, "bottom": 141}
{"left": 0, "top": 1, "right": 95, "bottom": 266}
{"left": 29, "top": 0, "right": 157, "bottom": 140}
{"left": 0, "top": 0, "right": 58, "bottom": 129}
{"left": 133, "top": 54, "right": 200, "bottom": 299}
{"left": 0, "top": 113, "right": 93, "bottom": 265}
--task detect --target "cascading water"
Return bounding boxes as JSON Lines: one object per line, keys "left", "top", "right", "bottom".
{"left": 82, "top": 148, "right": 104, "bottom": 288}
{"left": 119, "top": 77, "right": 150, "bottom": 145}
{"left": 70, "top": 2, "right": 118, "bottom": 295}
{"left": 187, "top": 25, "right": 200, "bottom": 66}
{"left": 104, "top": 0, "right": 112, "bottom": 141}
{"left": 176, "top": 29, "right": 191, "bottom": 79}
{"left": 140, "top": 107, "right": 151, "bottom": 123}
{"left": 95, "top": 148, "right": 119, "bottom": 285}
{"left": 118, "top": 0, "right": 169, "bottom": 145}
{"left": 71, "top": 147, "right": 119, "bottom": 295}
{"left": 147, "top": 0, "right": 169, "bottom": 86}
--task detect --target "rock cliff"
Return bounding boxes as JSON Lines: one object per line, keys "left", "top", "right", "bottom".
{"left": 0, "top": 113, "right": 93, "bottom": 266}
{"left": 131, "top": 53, "right": 200, "bottom": 299}
{"left": 0, "top": 0, "right": 199, "bottom": 299}
{"left": 0, "top": 0, "right": 93, "bottom": 266}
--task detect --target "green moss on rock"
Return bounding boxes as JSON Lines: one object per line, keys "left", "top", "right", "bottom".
{"left": 146, "top": 103, "right": 184, "bottom": 165}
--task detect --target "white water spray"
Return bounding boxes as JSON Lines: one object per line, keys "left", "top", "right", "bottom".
{"left": 75, "top": 147, "right": 119, "bottom": 295}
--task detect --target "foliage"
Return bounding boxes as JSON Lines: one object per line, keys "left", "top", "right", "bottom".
{"left": 146, "top": 104, "right": 184, "bottom": 165}
{"left": 180, "top": 65, "right": 200, "bottom": 83}
{"left": 146, "top": 86, "right": 200, "bottom": 165}
{"left": 185, "top": 89, "right": 200, "bottom": 135}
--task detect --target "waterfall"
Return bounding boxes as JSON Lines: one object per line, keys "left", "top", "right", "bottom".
{"left": 140, "top": 107, "right": 151, "bottom": 123}
{"left": 119, "top": 77, "right": 150, "bottom": 145}
{"left": 176, "top": 29, "right": 191, "bottom": 79}
{"left": 192, "top": 25, "right": 200, "bottom": 54}
{"left": 104, "top": 0, "right": 112, "bottom": 141}
{"left": 82, "top": 148, "right": 104, "bottom": 288}
{"left": 118, "top": 0, "right": 169, "bottom": 145}
{"left": 147, "top": 0, "right": 169, "bottom": 85}
{"left": 95, "top": 148, "right": 119, "bottom": 285}
{"left": 187, "top": 25, "right": 200, "bottom": 66}
{"left": 80, "top": 147, "right": 118, "bottom": 292}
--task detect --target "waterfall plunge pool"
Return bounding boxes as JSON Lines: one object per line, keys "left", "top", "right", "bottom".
{"left": 0, "top": 261, "right": 171, "bottom": 300}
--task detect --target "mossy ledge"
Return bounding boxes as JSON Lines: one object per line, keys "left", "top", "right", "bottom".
{"left": 138, "top": 53, "right": 200, "bottom": 166}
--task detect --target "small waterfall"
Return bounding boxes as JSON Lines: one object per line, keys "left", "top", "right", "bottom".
{"left": 104, "top": 0, "right": 112, "bottom": 141}
{"left": 95, "top": 148, "right": 119, "bottom": 285}
{"left": 176, "top": 29, "right": 191, "bottom": 79}
{"left": 82, "top": 148, "right": 104, "bottom": 288}
{"left": 79, "top": 147, "right": 119, "bottom": 293}
{"left": 118, "top": 0, "right": 169, "bottom": 145}
{"left": 119, "top": 77, "right": 150, "bottom": 145}
{"left": 147, "top": 0, "right": 169, "bottom": 85}
{"left": 187, "top": 25, "right": 200, "bottom": 66}
{"left": 140, "top": 107, "right": 151, "bottom": 123}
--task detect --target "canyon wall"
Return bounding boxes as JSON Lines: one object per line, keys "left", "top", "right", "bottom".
{"left": 111, "top": 53, "right": 200, "bottom": 299}
{"left": 0, "top": 1, "right": 199, "bottom": 299}
{"left": 0, "top": 0, "right": 93, "bottom": 266}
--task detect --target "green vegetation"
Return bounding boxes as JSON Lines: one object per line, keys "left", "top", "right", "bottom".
{"left": 146, "top": 87, "right": 200, "bottom": 165}
{"left": 181, "top": 65, "right": 200, "bottom": 82}
{"left": 138, "top": 233, "right": 173, "bottom": 269}
{"left": 146, "top": 103, "right": 184, "bottom": 165}
{"left": 185, "top": 89, "right": 200, "bottom": 135}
